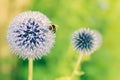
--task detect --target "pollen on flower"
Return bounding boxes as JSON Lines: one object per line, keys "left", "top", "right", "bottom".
{"left": 7, "top": 11, "right": 56, "bottom": 59}
{"left": 71, "top": 28, "right": 102, "bottom": 55}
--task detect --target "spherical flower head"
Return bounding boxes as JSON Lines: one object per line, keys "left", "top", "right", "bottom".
{"left": 71, "top": 28, "right": 102, "bottom": 55}
{"left": 7, "top": 11, "right": 56, "bottom": 59}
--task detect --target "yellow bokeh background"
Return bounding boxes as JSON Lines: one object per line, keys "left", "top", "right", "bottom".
{"left": 0, "top": 0, "right": 120, "bottom": 80}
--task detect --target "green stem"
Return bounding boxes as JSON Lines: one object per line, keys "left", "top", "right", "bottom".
{"left": 69, "top": 54, "right": 83, "bottom": 80}
{"left": 28, "top": 58, "right": 33, "bottom": 80}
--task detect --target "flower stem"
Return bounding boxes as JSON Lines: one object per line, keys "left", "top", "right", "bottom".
{"left": 28, "top": 58, "right": 33, "bottom": 80}
{"left": 69, "top": 54, "right": 83, "bottom": 80}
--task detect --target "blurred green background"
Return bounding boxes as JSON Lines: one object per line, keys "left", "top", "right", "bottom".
{"left": 0, "top": 0, "right": 120, "bottom": 80}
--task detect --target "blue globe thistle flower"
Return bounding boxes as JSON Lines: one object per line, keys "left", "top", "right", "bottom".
{"left": 71, "top": 28, "right": 102, "bottom": 55}
{"left": 7, "top": 11, "right": 56, "bottom": 59}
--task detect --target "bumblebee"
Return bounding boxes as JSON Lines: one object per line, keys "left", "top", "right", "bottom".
{"left": 49, "top": 24, "right": 57, "bottom": 33}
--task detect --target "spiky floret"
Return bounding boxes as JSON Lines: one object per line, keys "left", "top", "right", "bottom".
{"left": 71, "top": 28, "right": 102, "bottom": 55}
{"left": 7, "top": 11, "right": 55, "bottom": 59}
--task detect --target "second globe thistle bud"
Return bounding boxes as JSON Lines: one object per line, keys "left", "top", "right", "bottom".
{"left": 71, "top": 28, "right": 102, "bottom": 55}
